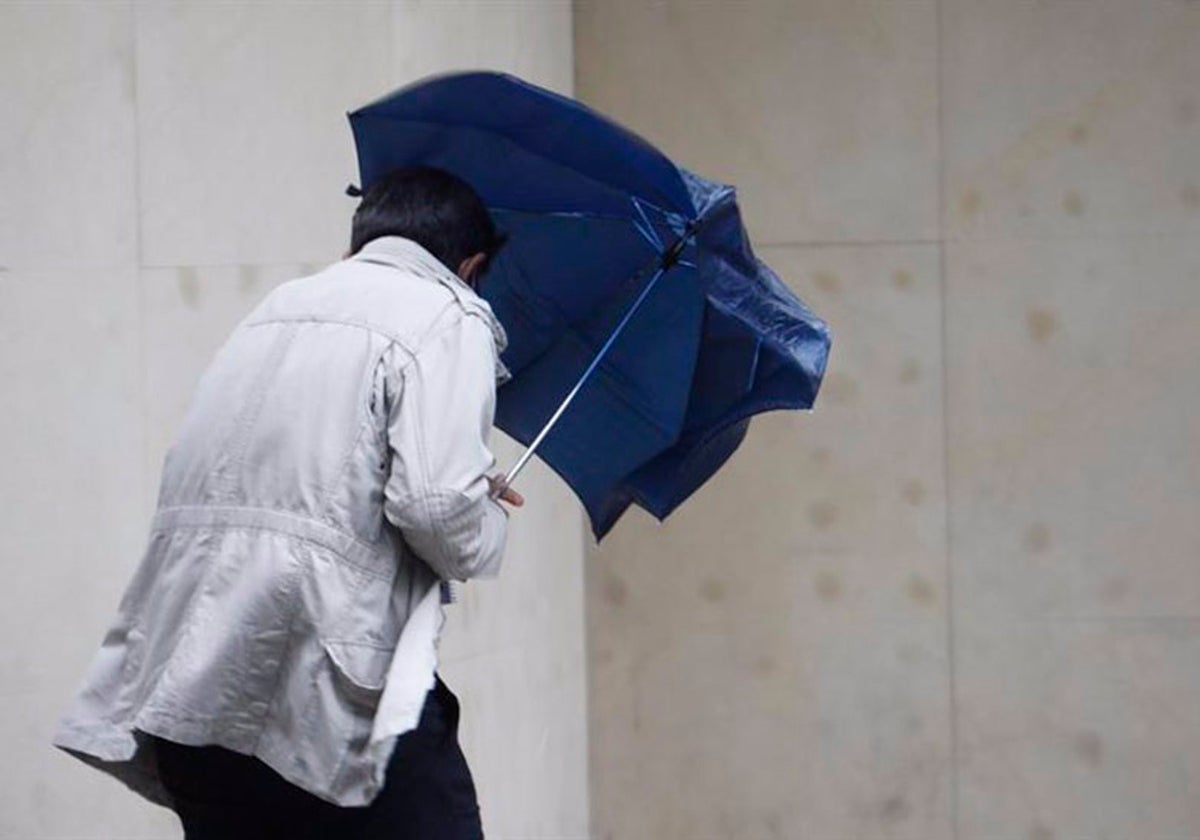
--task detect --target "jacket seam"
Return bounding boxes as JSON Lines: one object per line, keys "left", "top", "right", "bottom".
{"left": 412, "top": 300, "right": 461, "bottom": 352}
{"left": 319, "top": 338, "right": 391, "bottom": 526}
{"left": 213, "top": 323, "right": 298, "bottom": 502}
{"left": 242, "top": 315, "right": 418, "bottom": 360}
{"left": 388, "top": 300, "right": 460, "bottom": 377}
{"left": 402, "top": 307, "right": 495, "bottom": 376}
{"left": 406, "top": 357, "right": 456, "bottom": 579}
{"left": 143, "top": 537, "right": 239, "bottom": 718}
{"left": 411, "top": 316, "right": 495, "bottom": 580}
{"left": 154, "top": 504, "right": 382, "bottom": 556}
{"left": 391, "top": 316, "right": 488, "bottom": 580}
{"left": 155, "top": 521, "right": 390, "bottom": 582}
{"left": 246, "top": 573, "right": 307, "bottom": 745}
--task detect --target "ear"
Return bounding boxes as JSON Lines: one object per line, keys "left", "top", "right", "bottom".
{"left": 456, "top": 252, "right": 488, "bottom": 287}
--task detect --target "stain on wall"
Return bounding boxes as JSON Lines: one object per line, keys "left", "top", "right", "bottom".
{"left": 1026, "top": 308, "right": 1058, "bottom": 344}
{"left": 892, "top": 268, "right": 915, "bottom": 290}
{"left": 1022, "top": 522, "right": 1052, "bottom": 554}
{"left": 1062, "top": 189, "right": 1085, "bottom": 217}
{"left": 176, "top": 266, "right": 200, "bottom": 308}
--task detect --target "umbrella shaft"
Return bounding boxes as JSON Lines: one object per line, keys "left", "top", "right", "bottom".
{"left": 501, "top": 261, "right": 672, "bottom": 491}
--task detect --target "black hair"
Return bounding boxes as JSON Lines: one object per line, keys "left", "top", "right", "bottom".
{"left": 348, "top": 166, "right": 504, "bottom": 273}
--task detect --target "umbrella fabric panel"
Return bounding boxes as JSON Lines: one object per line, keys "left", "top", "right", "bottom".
{"left": 621, "top": 417, "right": 753, "bottom": 528}
{"left": 699, "top": 250, "right": 831, "bottom": 407}
{"left": 494, "top": 271, "right": 705, "bottom": 530}
{"left": 684, "top": 174, "right": 831, "bottom": 373}
{"left": 678, "top": 306, "right": 763, "bottom": 433}
{"left": 484, "top": 209, "right": 660, "bottom": 374}
{"left": 350, "top": 72, "right": 696, "bottom": 219}
{"left": 350, "top": 116, "right": 643, "bottom": 219}
{"left": 491, "top": 256, "right": 707, "bottom": 443}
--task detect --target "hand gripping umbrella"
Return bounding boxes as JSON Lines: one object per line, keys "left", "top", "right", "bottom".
{"left": 347, "top": 71, "right": 831, "bottom": 539}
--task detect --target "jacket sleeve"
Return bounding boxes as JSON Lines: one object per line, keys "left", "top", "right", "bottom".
{"left": 381, "top": 312, "right": 508, "bottom": 582}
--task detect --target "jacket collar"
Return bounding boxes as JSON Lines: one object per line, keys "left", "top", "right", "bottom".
{"left": 350, "top": 236, "right": 510, "bottom": 384}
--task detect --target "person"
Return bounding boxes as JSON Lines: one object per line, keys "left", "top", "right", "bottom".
{"left": 51, "top": 166, "right": 524, "bottom": 839}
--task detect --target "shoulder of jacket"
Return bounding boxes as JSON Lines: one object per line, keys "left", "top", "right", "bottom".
{"left": 348, "top": 242, "right": 507, "bottom": 355}
{"left": 413, "top": 301, "right": 493, "bottom": 355}
{"left": 407, "top": 305, "right": 511, "bottom": 386}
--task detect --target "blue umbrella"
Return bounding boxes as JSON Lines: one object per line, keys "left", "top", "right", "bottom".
{"left": 347, "top": 71, "right": 831, "bottom": 539}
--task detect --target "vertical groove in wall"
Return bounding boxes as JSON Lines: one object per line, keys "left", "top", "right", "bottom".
{"left": 579, "top": 513, "right": 596, "bottom": 840}
{"left": 571, "top": 10, "right": 596, "bottom": 837}
{"left": 570, "top": 0, "right": 581, "bottom": 107}
{"left": 129, "top": 0, "right": 151, "bottom": 518}
{"left": 566, "top": 5, "right": 589, "bottom": 822}
{"left": 386, "top": 0, "right": 397, "bottom": 86}
{"left": 935, "top": 1, "right": 960, "bottom": 838}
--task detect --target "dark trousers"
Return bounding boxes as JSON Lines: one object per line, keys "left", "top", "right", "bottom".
{"left": 152, "top": 673, "right": 484, "bottom": 839}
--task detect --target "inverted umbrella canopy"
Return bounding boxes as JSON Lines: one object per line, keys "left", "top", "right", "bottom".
{"left": 348, "top": 71, "right": 831, "bottom": 539}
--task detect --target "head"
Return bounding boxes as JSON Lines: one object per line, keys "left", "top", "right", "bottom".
{"left": 347, "top": 166, "right": 504, "bottom": 288}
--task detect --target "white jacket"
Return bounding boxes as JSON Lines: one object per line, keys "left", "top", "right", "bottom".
{"left": 52, "top": 235, "right": 510, "bottom": 807}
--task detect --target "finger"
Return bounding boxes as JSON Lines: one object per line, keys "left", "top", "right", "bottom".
{"left": 501, "top": 487, "right": 525, "bottom": 507}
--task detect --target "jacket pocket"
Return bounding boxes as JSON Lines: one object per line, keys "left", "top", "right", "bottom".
{"left": 321, "top": 639, "right": 393, "bottom": 710}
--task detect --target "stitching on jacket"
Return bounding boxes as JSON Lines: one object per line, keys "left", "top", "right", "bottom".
{"left": 303, "top": 567, "right": 386, "bottom": 791}
{"left": 374, "top": 347, "right": 394, "bottom": 455}
{"left": 242, "top": 316, "right": 417, "bottom": 360}
{"left": 249, "top": 598, "right": 306, "bottom": 750}
{"left": 318, "top": 337, "right": 391, "bottom": 527}
{"left": 213, "top": 323, "right": 299, "bottom": 502}
{"left": 398, "top": 306, "right": 496, "bottom": 379}
{"left": 156, "top": 522, "right": 390, "bottom": 582}
{"left": 142, "top": 530, "right": 250, "bottom": 718}
{"left": 412, "top": 299, "right": 460, "bottom": 351}
{"left": 402, "top": 317, "right": 496, "bottom": 581}
{"left": 154, "top": 504, "right": 382, "bottom": 552}
{"left": 391, "top": 346, "right": 482, "bottom": 582}
{"left": 406, "top": 356, "right": 451, "bottom": 577}
{"left": 224, "top": 538, "right": 313, "bottom": 738}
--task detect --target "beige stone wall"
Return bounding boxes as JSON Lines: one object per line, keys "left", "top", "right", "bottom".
{"left": 0, "top": 2, "right": 584, "bottom": 837}
{"left": 577, "top": 2, "right": 1200, "bottom": 838}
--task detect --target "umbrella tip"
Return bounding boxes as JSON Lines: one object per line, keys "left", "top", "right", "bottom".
{"left": 345, "top": 183, "right": 363, "bottom": 198}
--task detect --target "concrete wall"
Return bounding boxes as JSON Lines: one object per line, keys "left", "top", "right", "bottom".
{"left": 577, "top": 2, "right": 1200, "bottom": 838}
{"left": 0, "top": 2, "right": 584, "bottom": 838}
